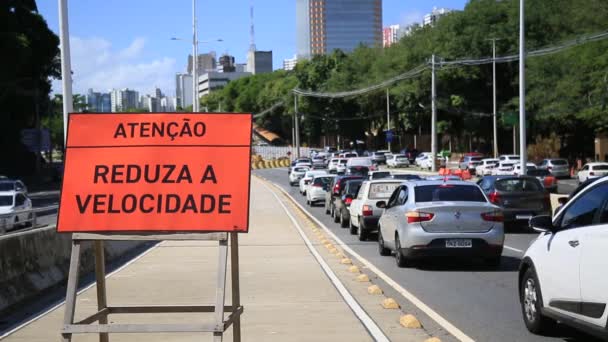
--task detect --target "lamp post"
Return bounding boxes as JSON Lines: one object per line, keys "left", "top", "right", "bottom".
{"left": 487, "top": 38, "right": 502, "bottom": 158}
{"left": 58, "top": 0, "right": 73, "bottom": 146}
{"left": 519, "top": 0, "right": 527, "bottom": 174}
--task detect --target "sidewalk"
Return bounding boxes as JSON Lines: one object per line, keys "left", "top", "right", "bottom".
{"left": 2, "top": 177, "right": 372, "bottom": 342}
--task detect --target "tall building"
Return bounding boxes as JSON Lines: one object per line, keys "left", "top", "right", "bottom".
{"left": 188, "top": 53, "right": 217, "bottom": 74}
{"left": 198, "top": 71, "right": 252, "bottom": 97}
{"left": 246, "top": 50, "right": 273, "bottom": 74}
{"left": 110, "top": 88, "right": 139, "bottom": 112}
{"left": 160, "top": 96, "right": 176, "bottom": 112}
{"left": 175, "top": 73, "right": 193, "bottom": 109}
{"left": 283, "top": 55, "right": 298, "bottom": 71}
{"left": 296, "top": 0, "right": 382, "bottom": 58}
{"left": 141, "top": 95, "right": 158, "bottom": 112}
{"left": 218, "top": 54, "right": 236, "bottom": 73}
{"left": 382, "top": 24, "right": 403, "bottom": 47}
{"left": 85, "top": 89, "right": 112, "bottom": 112}
{"left": 423, "top": 7, "right": 453, "bottom": 26}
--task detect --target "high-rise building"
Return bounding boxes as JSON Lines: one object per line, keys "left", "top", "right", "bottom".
{"left": 235, "top": 63, "right": 247, "bottom": 72}
{"left": 175, "top": 73, "right": 193, "bottom": 109}
{"left": 198, "top": 71, "right": 252, "bottom": 97}
{"left": 246, "top": 50, "right": 273, "bottom": 74}
{"left": 85, "top": 88, "right": 112, "bottom": 112}
{"left": 382, "top": 25, "right": 403, "bottom": 47}
{"left": 160, "top": 96, "right": 176, "bottom": 112}
{"left": 110, "top": 88, "right": 139, "bottom": 112}
{"left": 218, "top": 54, "right": 236, "bottom": 73}
{"left": 283, "top": 55, "right": 298, "bottom": 71}
{"left": 297, "top": 0, "right": 382, "bottom": 58}
{"left": 100, "top": 93, "right": 111, "bottom": 112}
{"left": 423, "top": 7, "right": 453, "bottom": 26}
{"left": 188, "top": 53, "right": 217, "bottom": 74}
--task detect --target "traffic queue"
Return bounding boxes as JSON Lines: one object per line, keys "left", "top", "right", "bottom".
{"left": 286, "top": 150, "right": 608, "bottom": 340}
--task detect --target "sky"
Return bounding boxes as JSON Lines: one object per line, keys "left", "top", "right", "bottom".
{"left": 37, "top": 0, "right": 467, "bottom": 97}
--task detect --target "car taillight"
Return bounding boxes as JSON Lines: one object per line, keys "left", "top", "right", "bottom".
{"left": 313, "top": 183, "right": 322, "bottom": 188}
{"left": 345, "top": 197, "right": 353, "bottom": 205}
{"left": 481, "top": 211, "right": 503, "bottom": 222}
{"left": 405, "top": 211, "right": 434, "bottom": 223}
{"left": 489, "top": 191, "right": 500, "bottom": 204}
{"left": 590, "top": 172, "right": 595, "bottom": 176}
{"left": 362, "top": 205, "right": 373, "bottom": 216}
{"left": 333, "top": 184, "right": 340, "bottom": 194}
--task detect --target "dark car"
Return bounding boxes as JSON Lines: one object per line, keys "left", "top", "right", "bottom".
{"left": 401, "top": 148, "right": 419, "bottom": 164}
{"left": 334, "top": 179, "right": 363, "bottom": 227}
{"left": 526, "top": 169, "right": 558, "bottom": 193}
{"left": 391, "top": 174, "right": 422, "bottom": 181}
{"left": 477, "top": 176, "right": 551, "bottom": 225}
{"left": 325, "top": 175, "right": 365, "bottom": 218}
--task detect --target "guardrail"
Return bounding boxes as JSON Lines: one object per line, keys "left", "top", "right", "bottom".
{"left": 0, "top": 205, "right": 58, "bottom": 235}
{"left": 253, "top": 146, "right": 314, "bottom": 160}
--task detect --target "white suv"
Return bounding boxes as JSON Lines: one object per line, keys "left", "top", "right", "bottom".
{"left": 519, "top": 177, "right": 608, "bottom": 339}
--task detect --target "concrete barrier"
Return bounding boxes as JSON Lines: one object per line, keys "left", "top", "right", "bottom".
{"left": 0, "top": 225, "right": 151, "bottom": 316}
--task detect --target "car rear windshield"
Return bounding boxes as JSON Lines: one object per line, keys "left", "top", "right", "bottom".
{"left": 369, "top": 182, "right": 401, "bottom": 199}
{"left": 371, "top": 172, "right": 391, "bottom": 179}
{"left": 527, "top": 169, "right": 551, "bottom": 177}
{"left": 394, "top": 155, "right": 407, "bottom": 159}
{"left": 0, "top": 195, "right": 13, "bottom": 206}
{"left": 313, "top": 177, "right": 333, "bottom": 186}
{"left": 470, "top": 157, "right": 482, "bottom": 162}
{"left": 392, "top": 174, "right": 422, "bottom": 180}
{"left": 550, "top": 159, "right": 568, "bottom": 165}
{"left": 593, "top": 165, "right": 608, "bottom": 171}
{"left": 345, "top": 181, "right": 363, "bottom": 195}
{"left": 294, "top": 167, "right": 308, "bottom": 172}
{"left": 345, "top": 153, "right": 357, "bottom": 158}
{"left": 339, "top": 160, "right": 348, "bottom": 165}
{"left": 495, "top": 179, "right": 542, "bottom": 192}
{"left": 0, "top": 183, "right": 14, "bottom": 191}
{"left": 415, "top": 185, "right": 487, "bottom": 203}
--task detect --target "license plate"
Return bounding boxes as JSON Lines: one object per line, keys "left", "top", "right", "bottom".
{"left": 445, "top": 239, "right": 472, "bottom": 248}
{"left": 516, "top": 215, "right": 532, "bottom": 220}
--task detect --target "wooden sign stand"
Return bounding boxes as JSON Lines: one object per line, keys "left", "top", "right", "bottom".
{"left": 61, "top": 232, "right": 242, "bottom": 342}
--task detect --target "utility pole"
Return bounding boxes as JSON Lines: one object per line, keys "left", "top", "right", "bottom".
{"left": 519, "top": 0, "right": 527, "bottom": 174}
{"left": 58, "top": 0, "right": 73, "bottom": 146}
{"left": 488, "top": 38, "right": 501, "bottom": 158}
{"left": 431, "top": 54, "right": 438, "bottom": 172}
{"left": 386, "top": 88, "right": 391, "bottom": 151}
{"left": 192, "top": 0, "right": 198, "bottom": 112}
{"left": 294, "top": 95, "right": 300, "bottom": 158}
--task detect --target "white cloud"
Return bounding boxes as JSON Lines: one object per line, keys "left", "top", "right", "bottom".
{"left": 52, "top": 36, "right": 176, "bottom": 96}
{"left": 400, "top": 10, "right": 424, "bottom": 27}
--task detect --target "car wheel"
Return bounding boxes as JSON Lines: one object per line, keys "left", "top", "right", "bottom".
{"left": 333, "top": 208, "right": 340, "bottom": 223}
{"left": 306, "top": 199, "right": 311, "bottom": 206}
{"left": 357, "top": 218, "right": 367, "bottom": 241}
{"left": 395, "top": 235, "right": 410, "bottom": 268}
{"left": 520, "top": 267, "right": 555, "bottom": 334}
{"left": 349, "top": 217, "right": 357, "bottom": 235}
{"left": 25, "top": 213, "right": 33, "bottom": 227}
{"left": 340, "top": 211, "right": 349, "bottom": 228}
{"left": 325, "top": 202, "right": 331, "bottom": 214}
{"left": 378, "top": 229, "right": 391, "bottom": 256}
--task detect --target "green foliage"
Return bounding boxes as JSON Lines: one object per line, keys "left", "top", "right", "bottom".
{"left": 198, "top": 0, "right": 607, "bottom": 156}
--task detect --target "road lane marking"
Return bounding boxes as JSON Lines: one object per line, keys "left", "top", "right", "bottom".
{"left": 504, "top": 245, "right": 524, "bottom": 253}
{"left": 260, "top": 176, "right": 475, "bottom": 342}
{"left": 0, "top": 240, "right": 160, "bottom": 340}
{"left": 260, "top": 180, "right": 390, "bottom": 342}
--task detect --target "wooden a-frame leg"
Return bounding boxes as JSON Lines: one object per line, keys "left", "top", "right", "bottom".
{"left": 94, "top": 241, "right": 109, "bottom": 342}
{"left": 61, "top": 239, "right": 82, "bottom": 342}
{"left": 230, "top": 233, "right": 241, "bottom": 342}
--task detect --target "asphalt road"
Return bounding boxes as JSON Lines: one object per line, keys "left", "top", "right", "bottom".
{"left": 254, "top": 168, "right": 602, "bottom": 342}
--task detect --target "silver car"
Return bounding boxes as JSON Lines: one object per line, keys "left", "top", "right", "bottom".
{"left": 377, "top": 181, "right": 504, "bottom": 267}
{"left": 537, "top": 158, "right": 570, "bottom": 178}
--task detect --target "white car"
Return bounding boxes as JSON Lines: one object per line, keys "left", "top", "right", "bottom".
{"left": 328, "top": 158, "right": 348, "bottom": 173}
{"left": 577, "top": 162, "right": 608, "bottom": 184}
{"left": 418, "top": 155, "right": 434, "bottom": 170}
{"left": 520, "top": 177, "right": 608, "bottom": 339}
{"left": 289, "top": 166, "right": 310, "bottom": 186}
{"left": 0, "top": 190, "right": 33, "bottom": 231}
{"left": 492, "top": 161, "right": 517, "bottom": 175}
{"left": 415, "top": 152, "right": 432, "bottom": 166}
{"left": 386, "top": 154, "right": 410, "bottom": 168}
{"left": 299, "top": 170, "right": 328, "bottom": 195}
{"left": 513, "top": 163, "right": 538, "bottom": 176}
{"left": 476, "top": 158, "right": 499, "bottom": 176}
{"left": 349, "top": 179, "right": 402, "bottom": 241}
{"left": 346, "top": 157, "right": 376, "bottom": 172}
{"left": 499, "top": 154, "right": 520, "bottom": 163}
{"left": 306, "top": 175, "right": 336, "bottom": 206}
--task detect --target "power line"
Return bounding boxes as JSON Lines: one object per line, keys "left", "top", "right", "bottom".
{"left": 252, "top": 101, "right": 284, "bottom": 118}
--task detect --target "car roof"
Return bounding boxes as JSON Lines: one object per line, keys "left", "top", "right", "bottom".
{"left": 0, "top": 190, "right": 18, "bottom": 195}
{"left": 481, "top": 175, "right": 539, "bottom": 181}
{"left": 585, "top": 162, "right": 608, "bottom": 166}
{"left": 409, "top": 180, "right": 477, "bottom": 187}
{"left": 364, "top": 179, "right": 406, "bottom": 184}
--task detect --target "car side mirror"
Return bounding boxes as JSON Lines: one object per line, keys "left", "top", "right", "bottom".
{"left": 376, "top": 201, "right": 387, "bottom": 209}
{"left": 529, "top": 215, "right": 554, "bottom": 233}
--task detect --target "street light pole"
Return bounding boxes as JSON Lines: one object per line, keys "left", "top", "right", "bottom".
{"left": 58, "top": 0, "right": 73, "bottom": 146}
{"left": 519, "top": 0, "right": 527, "bottom": 174}
{"left": 294, "top": 94, "right": 300, "bottom": 158}
{"left": 489, "top": 38, "right": 500, "bottom": 158}
{"left": 192, "top": 0, "right": 198, "bottom": 112}
{"left": 431, "top": 54, "right": 438, "bottom": 172}
{"left": 386, "top": 88, "right": 391, "bottom": 151}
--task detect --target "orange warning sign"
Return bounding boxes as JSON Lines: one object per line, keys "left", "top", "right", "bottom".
{"left": 57, "top": 113, "right": 252, "bottom": 233}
